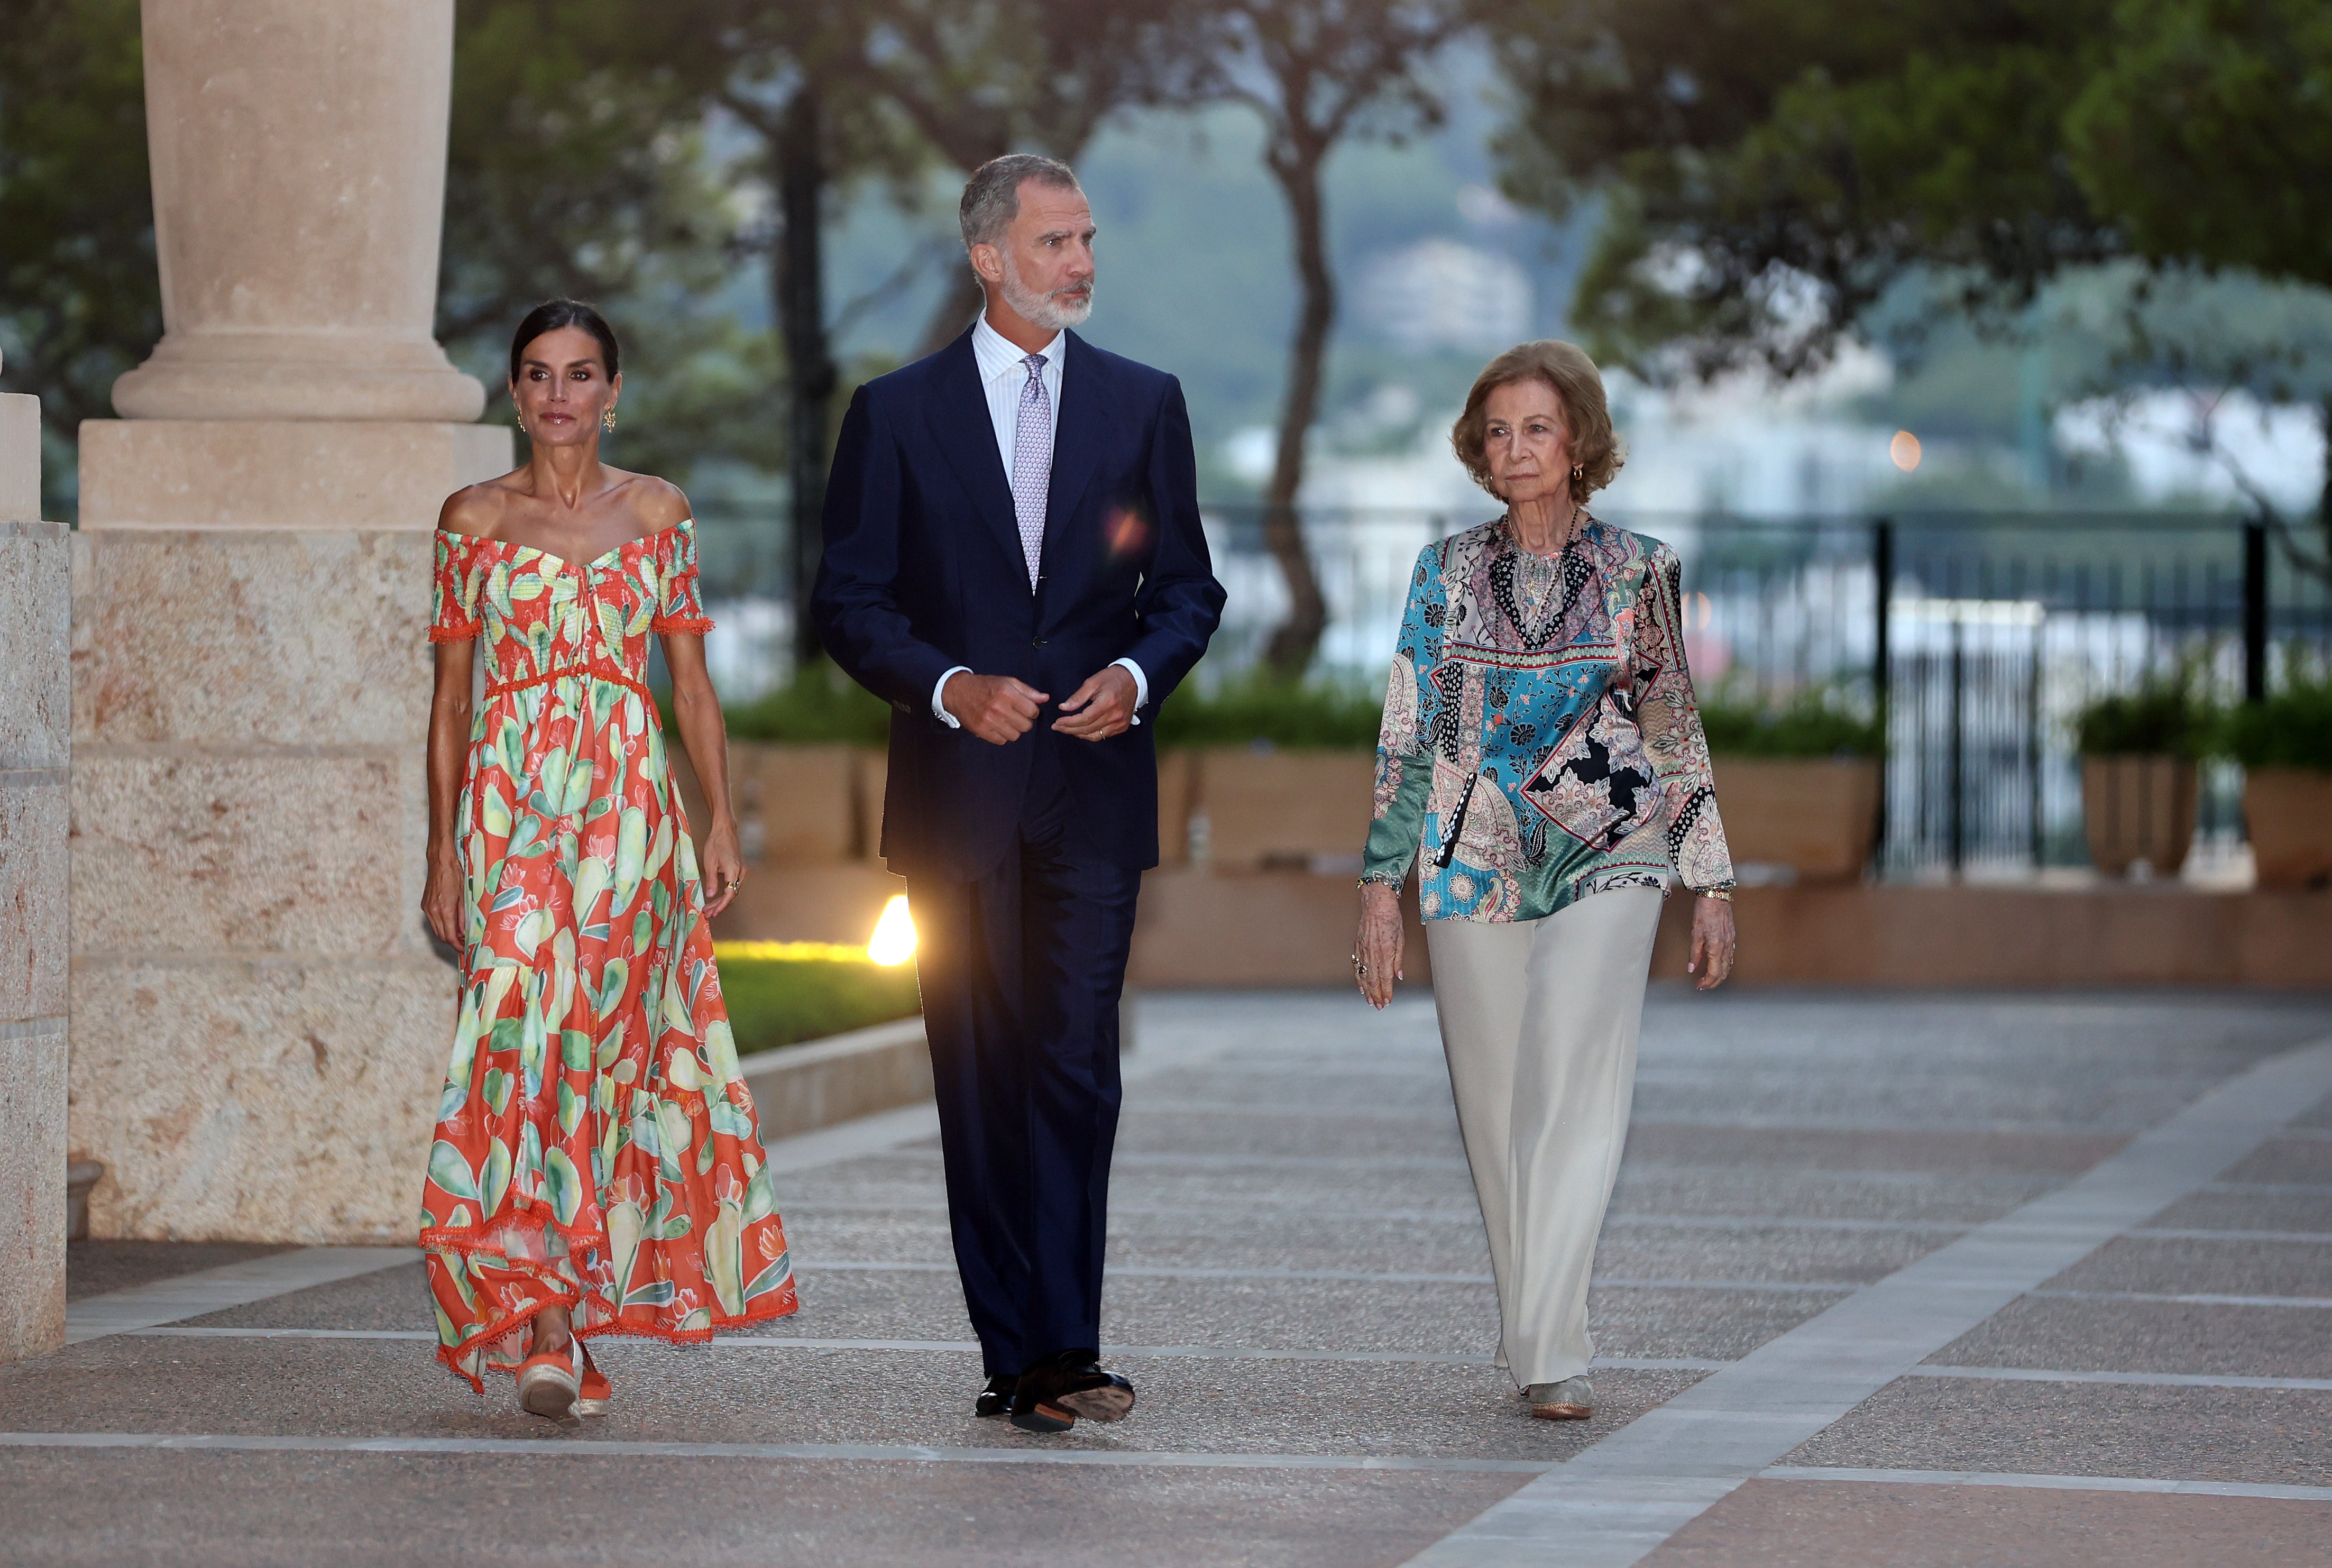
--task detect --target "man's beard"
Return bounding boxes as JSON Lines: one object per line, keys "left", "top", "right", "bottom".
{"left": 1000, "top": 250, "right": 1094, "bottom": 332}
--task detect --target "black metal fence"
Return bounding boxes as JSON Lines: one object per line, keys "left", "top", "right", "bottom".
{"left": 691, "top": 501, "right": 2332, "bottom": 883}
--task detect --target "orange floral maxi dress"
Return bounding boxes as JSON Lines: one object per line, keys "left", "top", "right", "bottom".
{"left": 422, "top": 519, "right": 797, "bottom": 1390}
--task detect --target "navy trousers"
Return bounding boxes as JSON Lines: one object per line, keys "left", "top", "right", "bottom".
{"left": 906, "top": 732, "right": 1141, "bottom": 1377}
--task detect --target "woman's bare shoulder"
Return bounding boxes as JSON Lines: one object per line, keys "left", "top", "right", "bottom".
{"left": 437, "top": 474, "right": 527, "bottom": 539}
{"left": 610, "top": 470, "right": 692, "bottom": 532}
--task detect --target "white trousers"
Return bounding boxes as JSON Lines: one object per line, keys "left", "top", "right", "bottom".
{"left": 1425, "top": 887, "right": 1663, "bottom": 1388}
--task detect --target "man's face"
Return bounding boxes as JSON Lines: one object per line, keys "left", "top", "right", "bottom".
{"left": 979, "top": 180, "right": 1096, "bottom": 332}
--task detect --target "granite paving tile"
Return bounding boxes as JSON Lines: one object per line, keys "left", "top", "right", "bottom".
{"left": 0, "top": 1449, "right": 1528, "bottom": 1568}
{"left": 1644, "top": 1479, "right": 2332, "bottom": 1568}
{"left": 2217, "top": 1138, "right": 2332, "bottom": 1188}
{"left": 0, "top": 1335, "right": 1702, "bottom": 1461}
{"left": 1925, "top": 1295, "right": 2332, "bottom": 1379}
{"left": 65, "top": 1242, "right": 291, "bottom": 1303}
{"left": 1785, "top": 1378, "right": 2332, "bottom": 1488}
{"left": 2040, "top": 1234, "right": 2332, "bottom": 1300}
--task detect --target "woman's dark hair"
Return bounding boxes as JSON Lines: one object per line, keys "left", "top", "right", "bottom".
{"left": 509, "top": 299, "right": 620, "bottom": 386}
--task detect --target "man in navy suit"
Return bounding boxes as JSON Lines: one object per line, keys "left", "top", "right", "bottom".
{"left": 813, "top": 154, "right": 1225, "bottom": 1433}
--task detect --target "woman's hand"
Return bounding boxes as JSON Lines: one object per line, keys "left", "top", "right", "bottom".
{"left": 700, "top": 818, "right": 747, "bottom": 919}
{"left": 1687, "top": 894, "right": 1736, "bottom": 990}
{"left": 422, "top": 848, "right": 465, "bottom": 950}
{"left": 1354, "top": 882, "right": 1406, "bottom": 1010}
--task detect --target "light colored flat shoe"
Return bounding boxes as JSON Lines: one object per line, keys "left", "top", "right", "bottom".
{"left": 575, "top": 1342, "right": 611, "bottom": 1418}
{"left": 517, "top": 1339, "right": 581, "bottom": 1421}
{"left": 1526, "top": 1377, "right": 1595, "bottom": 1420}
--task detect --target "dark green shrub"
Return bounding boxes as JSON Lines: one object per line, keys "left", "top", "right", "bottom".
{"left": 2073, "top": 679, "right": 2210, "bottom": 758}
{"left": 1697, "top": 695, "right": 1882, "bottom": 759}
{"left": 1154, "top": 671, "right": 1382, "bottom": 749}
{"left": 2217, "top": 680, "right": 2332, "bottom": 771}
{"left": 724, "top": 659, "right": 892, "bottom": 745}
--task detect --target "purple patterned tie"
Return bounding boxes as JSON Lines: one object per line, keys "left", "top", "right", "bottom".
{"left": 1010, "top": 352, "right": 1051, "bottom": 589}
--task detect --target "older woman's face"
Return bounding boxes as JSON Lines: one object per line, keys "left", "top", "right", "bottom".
{"left": 1482, "top": 378, "right": 1571, "bottom": 504}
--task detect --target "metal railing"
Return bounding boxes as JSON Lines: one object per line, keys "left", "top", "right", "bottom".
{"left": 690, "top": 501, "right": 2332, "bottom": 882}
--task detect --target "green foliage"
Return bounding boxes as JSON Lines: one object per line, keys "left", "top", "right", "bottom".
{"left": 2073, "top": 678, "right": 2211, "bottom": 757}
{"left": 1483, "top": 0, "right": 2120, "bottom": 378}
{"left": 2065, "top": 0, "right": 2332, "bottom": 289}
{"left": 0, "top": 0, "right": 158, "bottom": 516}
{"left": 1153, "top": 672, "right": 1383, "bottom": 749}
{"left": 1483, "top": 0, "right": 2332, "bottom": 381}
{"left": 2217, "top": 680, "right": 2332, "bottom": 771}
{"left": 1697, "top": 694, "right": 1882, "bottom": 759}
{"left": 718, "top": 956, "right": 920, "bottom": 1054}
{"left": 724, "top": 660, "right": 893, "bottom": 745}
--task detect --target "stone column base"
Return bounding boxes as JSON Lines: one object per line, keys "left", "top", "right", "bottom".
{"left": 71, "top": 420, "right": 509, "bottom": 1243}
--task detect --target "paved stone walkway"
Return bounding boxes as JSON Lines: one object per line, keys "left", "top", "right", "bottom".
{"left": 7, "top": 988, "right": 2331, "bottom": 1565}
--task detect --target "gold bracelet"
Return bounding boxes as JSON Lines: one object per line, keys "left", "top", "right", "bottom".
{"left": 1697, "top": 887, "right": 1734, "bottom": 903}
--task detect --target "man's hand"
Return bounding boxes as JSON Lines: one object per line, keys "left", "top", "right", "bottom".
{"left": 1053, "top": 665, "right": 1139, "bottom": 740}
{"left": 943, "top": 672, "right": 1049, "bottom": 745}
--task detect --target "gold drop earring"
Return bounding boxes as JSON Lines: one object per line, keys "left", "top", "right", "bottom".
{"left": 602, "top": 407, "right": 617, "bottom": 433}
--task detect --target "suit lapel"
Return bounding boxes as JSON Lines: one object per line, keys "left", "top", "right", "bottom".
{"left": 1037, "top": 332, "right": 1117, "bottom": 611}
{"left": 923, "top": 331, "right": 1027, "bottom": 577}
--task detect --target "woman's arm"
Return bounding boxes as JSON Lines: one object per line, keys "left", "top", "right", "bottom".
{"left": 1633, "top": 544, "right": 1737, "bottom": 987}
{"left": 1355, "top": 544, "right": 1447, "bottom": 1008}
{"left": 662, "top": 630, "right": 743, "bottom": 919}
{"left": 422, "top": 638, "right": 474, "bottom": 950}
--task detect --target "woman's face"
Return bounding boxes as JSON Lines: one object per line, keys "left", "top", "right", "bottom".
{"left": 1482, "top": 378, "right": 1572, "bottom": 505}
{"left": 510, "top": 325, "right": 619, "bottom": 447}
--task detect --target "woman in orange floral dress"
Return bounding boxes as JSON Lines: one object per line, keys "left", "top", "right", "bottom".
{"left": 420, "top": 300, "right": 797, "bottom": 1419}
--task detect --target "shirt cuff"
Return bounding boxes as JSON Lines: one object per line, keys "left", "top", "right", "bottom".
{"left": 932, "top": 666, "right": 972, "bottom": 728}
{"left": 1111, "top": 657, "right": 1148, "bottom": 725}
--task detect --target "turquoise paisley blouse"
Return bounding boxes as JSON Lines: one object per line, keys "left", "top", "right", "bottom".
{"left": 1361, "top": 515, "right": 1735, "bottom": 921}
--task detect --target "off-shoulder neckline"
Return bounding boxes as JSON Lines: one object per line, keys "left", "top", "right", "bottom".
{"left": 437, "top": 516, "right": 694, "bottom": 570}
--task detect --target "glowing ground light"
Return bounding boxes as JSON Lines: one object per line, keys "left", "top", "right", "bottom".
{"left": 867, "top": 894, "right": 917, "bottom": 966}
{"left": 1890, "top": 430, "right": 1922, "bottom": 472}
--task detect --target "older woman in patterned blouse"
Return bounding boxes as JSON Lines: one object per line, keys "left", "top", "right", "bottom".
{"left": 1352, "top": 340, "right": 1737, "bottom": 1423}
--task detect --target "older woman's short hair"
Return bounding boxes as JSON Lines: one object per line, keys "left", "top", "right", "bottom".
{"left": 960, "top": 153, "right": 1082, "bottom": 253}
{"left": 1450, "top": 340, "right": 1625, "bottom": 499}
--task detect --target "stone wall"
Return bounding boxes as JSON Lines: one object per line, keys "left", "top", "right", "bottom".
{"left": 70, "top": 424, "right": 508, "bottom": 1242}
{"left": 0, "top": 391, "right": 68, "bottom": 1358}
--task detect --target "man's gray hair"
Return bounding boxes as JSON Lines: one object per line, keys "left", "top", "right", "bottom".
{"left": 959, "top": 153, "right": 1082, "bottom": 252}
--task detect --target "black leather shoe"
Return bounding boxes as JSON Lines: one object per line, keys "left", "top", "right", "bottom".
{"left": 975, "top": 1374, "right": 1017, "bottom": 1418}
{"left": 1010, "top": 1354, "right": 1136, "bottom": 1433}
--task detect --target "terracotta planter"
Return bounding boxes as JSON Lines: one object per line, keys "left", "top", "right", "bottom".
{"left": 1155, "top": 747, "right": 1196, "bottom": 866}
{"left": 2081, "top": 755, "right": 2197, "bottom": 877}
{"left": 2244, "top": 766, "right": 2332, "bottom": 888}
{"left": 1707, "top": 756, "right": 1880, "bottom": 882}
{"left": 675, "top": 741, "right": 874, "bottom": 864}
{"left": 1192, "top": 746, "right": 1375, "bottom": 871}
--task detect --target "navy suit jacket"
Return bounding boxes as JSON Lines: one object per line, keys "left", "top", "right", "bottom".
{"left": 812, "top": 328, "right": 1226, "bottom": 880}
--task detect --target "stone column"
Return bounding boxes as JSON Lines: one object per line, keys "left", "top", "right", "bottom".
{"left": 1, "top": 384, "right": 68, "bottom": 1359}
{"left": 71, "top": 0, "right": 510, "bottom": 1242}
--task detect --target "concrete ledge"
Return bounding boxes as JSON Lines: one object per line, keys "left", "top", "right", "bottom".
{"left": 737, "top": 1016, "right": 933, "bottom": 1142}
{"left": 1650, "top": 883, "right": 2332, "bottom": 989}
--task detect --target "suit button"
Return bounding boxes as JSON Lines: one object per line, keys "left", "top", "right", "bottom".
{"left": 1032, "top": 637, "right": 1047, "bottom": 648}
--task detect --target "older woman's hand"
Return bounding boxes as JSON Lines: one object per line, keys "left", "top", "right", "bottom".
{"left": 1688, "top": 894, "right": 1736, "bottom": 989}
{"left": 1354, "top": 882, "right": 1405, "bottom": 1009}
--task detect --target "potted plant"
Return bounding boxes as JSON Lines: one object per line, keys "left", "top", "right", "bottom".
{"left": 1698, "top": 695, "right": 1884, "bottom": 882}
{"left": 2073, "top": 678, "right": 2207, "bottom": 878}
{"left": 686, "top": 661, "right": 893, "bottom": 864}
{"left": 2219, "top": 678, "right": 2332, "bottom": 888}
{"left": 1156, "top": 676, "right": 1381, "bottom": 872}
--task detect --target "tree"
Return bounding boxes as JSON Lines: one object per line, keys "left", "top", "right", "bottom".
{"left": 0, "top": 0, "right": 155, "bottom": 518}
{"left": 1483, "top": 0, "right": 2332, "bottom": 578}
{"left": 2064, "top": 0, "right": 2332, "bottom": 534}
{"left": 1480, "top": 0, "right": 2122, "bottom": 382}
{"left": 857, "top": 0, "right": 1204, "bottom": 357}
{"left": 1192, "top": 0, "right": 1459, "bottom": 676}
